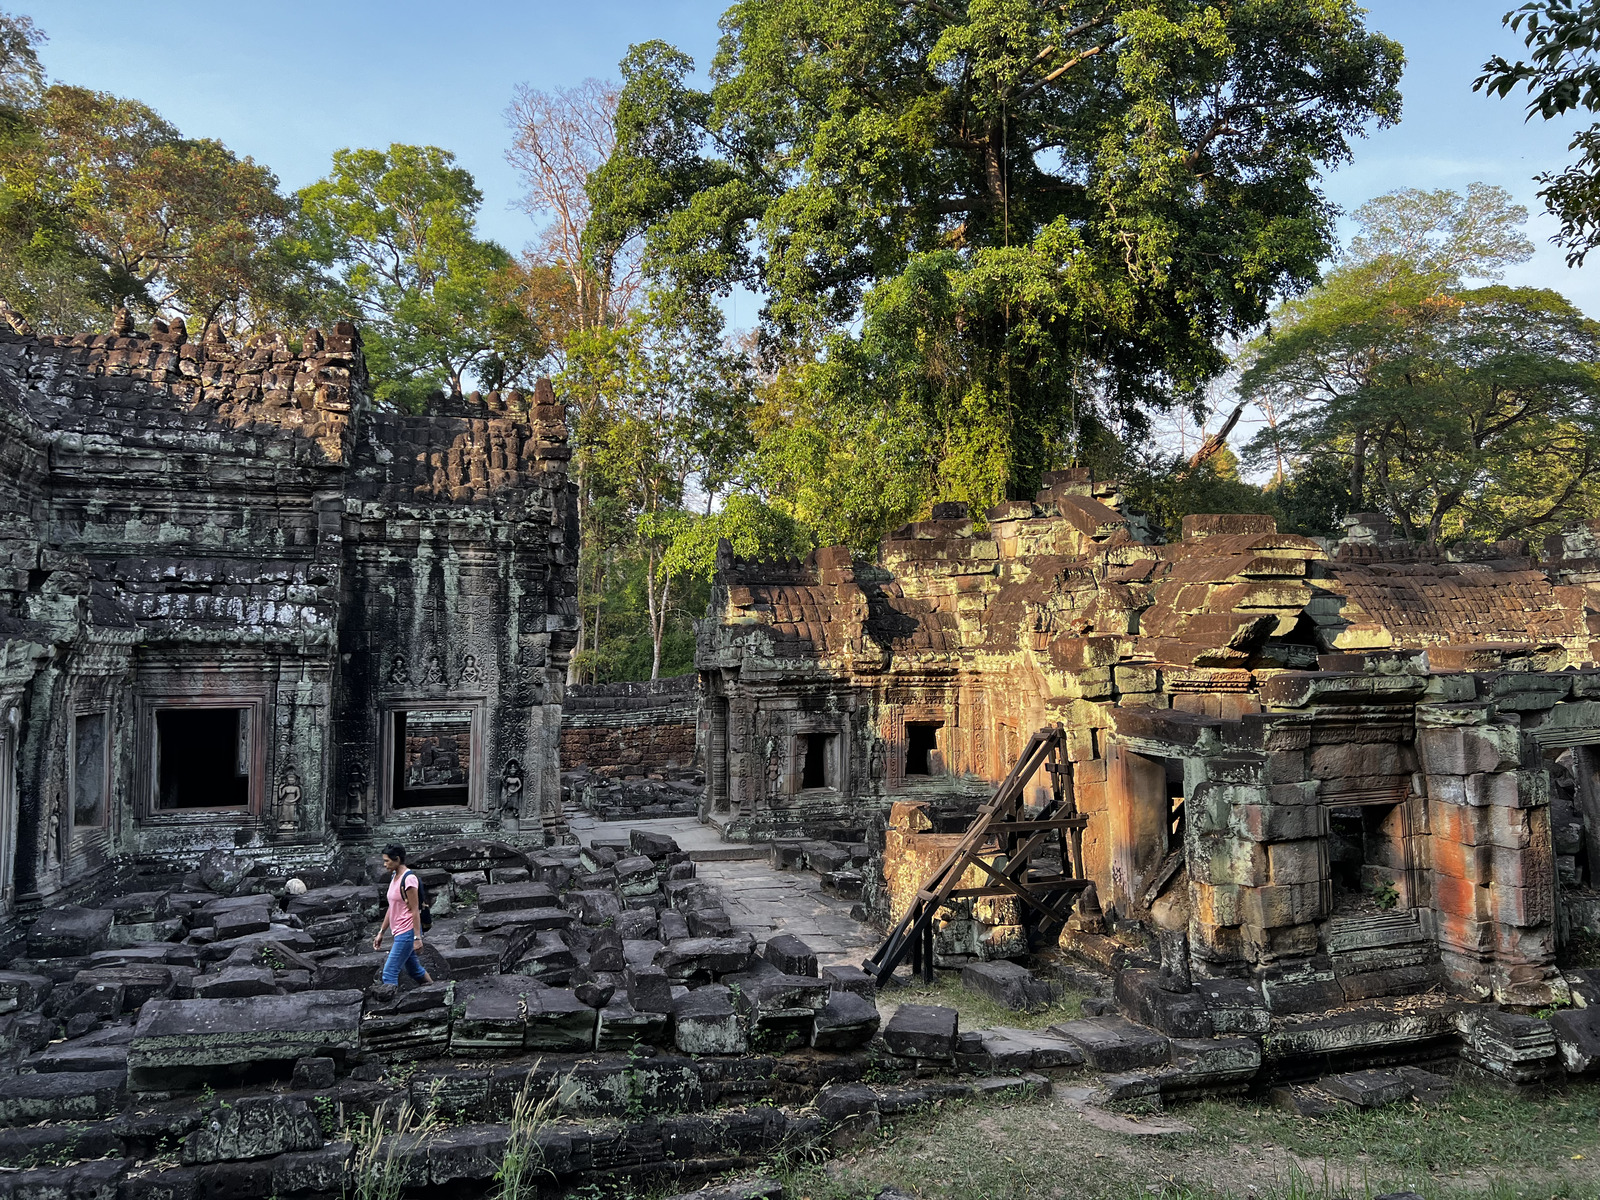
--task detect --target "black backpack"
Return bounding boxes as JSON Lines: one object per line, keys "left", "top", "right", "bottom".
{"left": 403, "top": 870, "right": 432, "bottom": 932}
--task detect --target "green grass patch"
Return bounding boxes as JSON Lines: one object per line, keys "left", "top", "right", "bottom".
{"left": 881, "top": 968, "right": 1086, "bottom": 1032}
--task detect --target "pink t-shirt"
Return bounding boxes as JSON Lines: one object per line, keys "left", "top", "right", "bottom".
{"left": 387, "top": 871, "right": 417, "bottom": 935}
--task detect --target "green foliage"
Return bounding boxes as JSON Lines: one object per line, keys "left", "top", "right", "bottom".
{"left": 590, "top": 1, "right": 1404, "bottom": 540}
{"left": 296, "top": 144, "right": 544, "bottom": 408}
{"left": 0, "top": 80, "right": 294, "bottom": 334}
{"left": 1479, "top": 0, "right": 1600, "bottom": 264}
{"left": 1239, "top": 184, "right": 1600, "bottom": 547}
{"left": 1123, "top": 449, "right": 1281, "bottom": 542}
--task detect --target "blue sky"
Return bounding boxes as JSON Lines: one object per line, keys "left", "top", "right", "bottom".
{"left": 30, "top": 0, "right": 1599, "bottom": 321}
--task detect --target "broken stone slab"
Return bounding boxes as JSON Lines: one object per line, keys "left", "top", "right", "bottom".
{"left": 1319, "top": 1068, "right": 1413, "bottom": 1109}
{"left": 1158, "top": 1037, "right": 1261, "bottom": 1095}
{"left": 662, "top": 878, "right": 720, "bottom": 912}
{"left": 30, "top": 1038, "right": 129, "bottom": 1074}
{"left": 821, "top": 870, "right": 865, "bottom": 901}
{"left": 687, "top": 908, "right": 733, "bottom": 938}
{"left": 525, "top": 988, "right": 598, "bottom": 1051}
{"left": 477, "top": 883, "right": 558, "bottom": 914}
{"left": 1050, "top": 1016, "right": 1171, "bottom": 1072}
{"left": 588, "top": 929, "right": 626, "bottom": 973}
{"left": 882, "top": 1004, "right": 958, "bottom": 1060}
{"left": 0, "top": 1070, "right": 126, "bottom": 1127}
{"left": 763, "top": 934, "right": 818, "bottom": 978}
{"left": 630, "top": 830, "right": 680, "bottom": 858}
{"left": 978, "top": 1027, "right": 1085, "bottom": 1071}
{"left": 312, "top": 953, "right": 386, "bottom": 991}
{"left": 194, "top": 966, "right": 282, "bottom": 999}
{"left": 437, "top": 945, "right": 500, "bottom": 979}
{"left": 509, "top": 932, "right": 576, "bottom": 982}
{"left": 470, "top": 908, "right": 574, "bottom": 935}
{"left": 562, "top": 889, "right": 624, "bottom": 926}
{"left": 659, "top": 911, "right": 690, "bottom": 942}
{"left": 596, "top": 997, "right": 670, "bottom": 1050}
{"left": 1115, "top": 969, "right": 1213, "bottom": 1038}
{"left": 27, "top": 906, "right": 113, "bottom": 958}
{"left": 1396, "top": 1065, "right": 1453, "bottom": 1106}
{"left": 962, "top": 960, "right": 1052, "bottom": 1012}
{"left": 129, "top": 990, "right": 363, "bottom": 1075}
{"left": 655, "top": 935, "right": 756, "bottom": 982}
{"left": 273, "top": 1142, "right": 353, "bottom": 1194}
{"left": 673, "top": 983, "right": 747, "bottom": 1055}
{"left": 811, "top": 991, "right": 880, "bottom": 1051}
{"left": 625, "top": 964, "right": 674, "bottom": 1015}
{"left": 659, "top": 1178, "right": 782, "bottom": 1200}
{"left": 1191, "top": 977, "right": 1271, "bottom": 1035}
{"left": 213, "top": 905, "right": 272, "bottom": 940}
{"left": 1263, "top": 1004, "right": 1460, "bottom": 1065}
{"left": 0, "top": 971, "right": 52, "bottom": 1014}
{"left": 182, "top": 1095, "right": 323, "bottom": 1164}
{"left": 291, "top": 1056, "right": 336, "bottom": 1090}
{"left": 823, "top": 964, "right": 876, "bottom": 1002}
{"left": 451, "top": 989, "right": 527, "bottom": 1055}
{"left": 615, "top": 909, "right": 659, "bottom": 941}
{"left": 71, "top": 965, "right": 175, "bottom": 1009}
{"left": 1550, "top": 1006, "right": 1600, "bottom": 1074}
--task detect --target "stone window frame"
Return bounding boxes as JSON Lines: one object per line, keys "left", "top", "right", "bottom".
{"left": 136, "top": 692, "right": 267, "bottom": 822}
{"left": 379, "top": 696, "right": 488, "bottom": 818}
{"left": 888, "top": 704, "right": 951, "bottom": 789}
{"left": 788, "top": 715, "right": 849, "bottom": 795}
{"left": 1321, "top": 782, "right": 1420, "bottom": 915}
{"left": 68, "top": 704, "right": 112, "bottom": 834}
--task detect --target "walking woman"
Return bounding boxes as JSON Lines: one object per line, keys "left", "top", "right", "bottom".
{"left": 372, "top": 844, "right": 434, "bottom": 986}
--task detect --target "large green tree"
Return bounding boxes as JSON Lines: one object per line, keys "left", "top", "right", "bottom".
{"left": 1239, "top": 186, "right": 1600, "bottom": 547}
{"left": 588, "top": 1, "right": 1404, "bottom": 543}
{"left": 0, "top": 82, "right": 292, "bottom": 334}
{"left": 297, "top": 145, "right": 544, "bottom": 408}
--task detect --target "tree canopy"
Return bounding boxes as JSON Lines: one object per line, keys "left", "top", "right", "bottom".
{"left": 588, "top": 1, "right": 1404, "bottom": 543}
{"left": 296, "top": 145, "right": 545, "bottom": 407}
{"left": 1240, "top": 184, "right": 1600, "bottom": 548}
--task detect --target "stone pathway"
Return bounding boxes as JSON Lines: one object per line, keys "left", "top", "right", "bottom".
{"left": 566, "top": 809, "right": 879, "bottom": 969}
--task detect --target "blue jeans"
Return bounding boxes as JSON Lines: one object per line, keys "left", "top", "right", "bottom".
{"left": 382, "top": 929, "right": 428, "bottom": 985}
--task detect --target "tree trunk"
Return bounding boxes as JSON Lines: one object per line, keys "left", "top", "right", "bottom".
{"left": 1349, "top": 427, "right": 1366, "bottom": 512}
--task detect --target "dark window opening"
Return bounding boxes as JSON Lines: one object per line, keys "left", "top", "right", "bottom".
{"left": 1164, "top": 757, "right": 1185, "bottom": 852}
{"left": 905, "top": 723, "right": 941, "bottom": 776}
{"left": 801, "top": 733, "right": 832, "bottom": 789}
{"left": 1329, "top": 802, "right": 1407, "bottom": 913}
{"left": 73, "top": 712, "right": 108, "bottom": 828}
{"left": 393, "top": 709, "right": 472, "bottom": 808}
{"left": 157, "top": 708, "right": 249, "bottom": 809}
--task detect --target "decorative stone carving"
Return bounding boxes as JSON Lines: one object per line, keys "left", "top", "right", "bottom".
{"left": 458, "top": 654, "right": 483, "bottom": 686}
{"left": 388, "top": 656, "right": 411, "bottom": 687}
{"left": 277, "top": 770, "right": 302, "bottom": 831}
{"left": 501, "top": 758, "right": 524, "bottom": 817}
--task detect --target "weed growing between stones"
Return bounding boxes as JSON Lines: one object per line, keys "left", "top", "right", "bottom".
{"left": 346, "top": 1083, "right": 443, "bottom": 1200}
{"left": 494, "top": 1067, "right": 560, "bottom": 1200}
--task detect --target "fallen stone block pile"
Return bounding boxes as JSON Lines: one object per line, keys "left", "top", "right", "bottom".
{"left": 564, "top": 766, "right": 704, "bottom": 821}
{"left": 769, "top": 836, "right": 871, "bottom": 902}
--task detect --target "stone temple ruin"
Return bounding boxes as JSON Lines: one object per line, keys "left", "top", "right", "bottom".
{"left": 2, "top": 309, "right": 1600, "bottom": 1196}
{"left": 0, "top": 306, "right": 579, "bottom": 914}
{"left": 698, "top": 473, "right": 1600, "bottom": 1009}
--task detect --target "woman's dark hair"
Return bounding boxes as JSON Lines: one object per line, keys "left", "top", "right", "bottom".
{"left": 382, "top": 844, "right": 407, "bottom": 863}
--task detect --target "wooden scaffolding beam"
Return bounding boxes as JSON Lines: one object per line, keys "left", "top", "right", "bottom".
{"left": 862, "top": 724, "right": 1092, "bottom": 987}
